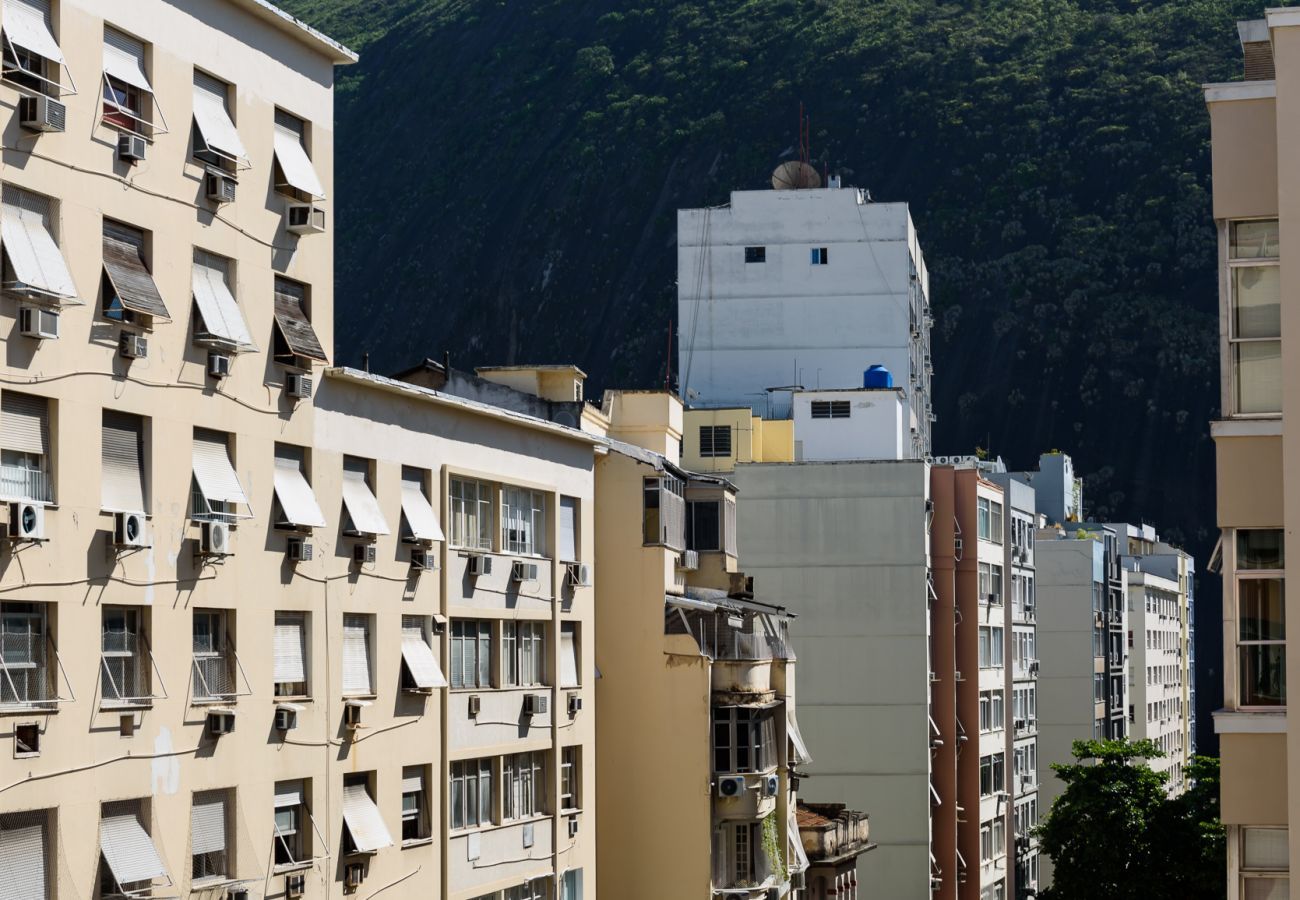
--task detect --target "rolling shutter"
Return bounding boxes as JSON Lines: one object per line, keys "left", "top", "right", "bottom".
{"left": 341, "top": 782, "right": 393, "bottom": 853}
{"left": 101, "top": 411, "right": 145, "bottom": 513}
{"left": 192, "top": 251, "right": 254, "bottom": 350}
{"left": 99, "top": 809, "right": 167, "bottom": 886}
{"left": 102, "top": 228, "right": 169, "bottom": 320}
{"left": 400, "top": 616, "right": 446, "bottom": 690}
{"left": 102, "top": 27, "right": 152, "bottom": 93}
{"left": 3, "top": 0, "right": 63, "bottom": 63}
{"left": 274, "top": 780, "right": 304, "bottom": 809}
{"left": 341, "top": 614, "right": 372, "bottom": 695}
{"left": 559, "top": 496, "right": 578, "bottom": 562}
{"left": 341, "top": 459, "right": 389, "bottom": 536}
{"left": 273, "top": 449, "right": 326, "bottom": 529}
{"left": 191, "top": 71, "right": 246, "bottom": 163}
{"left": 400, "top": 468, "right": 443, "bottom": 542}
{"left": 560, "top": 623, "right": 579, "bottom": 689}
{"left": 272, "top": 279, "right": 327, "bottom": 362}
{"left": 191, "top": 429, "right": 249, "bottom": 511}
{"left": 273, "top": 110, "right": 325, "bottom": 199}
{"left": 273, "top": 613, "right": 306, "bottom": 685}
{"left": 190, "top": 792, "right": 227, "bottom": 856}
{"left": 401, "top": 769, "right": 424, "bottom": 795}
{"left": 1, "top": 392, "right": 48, "bottom": 456}
{"left": 0, "top": 187, "right": 77, "bottom": 301}
{"left": 0, "top": 819, "right": 46, "bottom": 900}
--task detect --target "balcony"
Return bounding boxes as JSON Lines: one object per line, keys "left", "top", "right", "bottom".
{"left": 0, "top": 464, "right": 50, "bottom": 503}
{"left": 665, "top": 590, "right": 793, "bottom": 663}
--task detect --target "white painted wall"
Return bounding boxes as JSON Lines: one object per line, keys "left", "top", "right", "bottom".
{"left": 792, "top": 388, "right": 906, "bottom": 460}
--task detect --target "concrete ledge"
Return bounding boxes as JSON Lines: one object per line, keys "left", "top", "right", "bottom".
{"left": 1203, "top": 81, "right": 1277, "bottom": 103}
{"left": 1214, "top": 708, "right": 1287, "bottom": 733}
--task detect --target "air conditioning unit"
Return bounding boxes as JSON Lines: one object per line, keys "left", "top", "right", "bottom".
{"left": 716, "top": 775, "right": 746, "bottom": 798}
{"left": 467, "top": 694, "right": 481, "bottom": 717}
{"left": 344, "top": 862, "right": 364, "bottom": 889}
{"left": 1014, "top": 717, "right": 1027, "bottom": 731}
{"left": 286, "top": 203, "right": 326, "bottom": 235}
{"left": 343, "top": 700, "right": 365, "bottom": 731}
{"left": 8, "top": 503, "right": 44, "bottom": 542}
{"left": 207, "top": 709, "right": 235, "bottom": 735}
{"left": 987, "top": 592, "right": 998, "bottom": 605}
{"left": 676, "top": 549, "right": 699, "bottom": 571}
{"left": 286, "top": 373, "right": 312, "bottom": 400}
{"left": 205, "top": 170, "right": 237, "bottom": 204}
{"left": 18, "top": 94, "right": 66, "bottom": 132}
{"left": 285, "top": 872, "right": 306, "bottom": 899}
{"left": 762, "top": 774, "right": 780, "bottom": 796}
{"left": 117, "top": 133, "right": 146, "bottom": 162}
{"left": 200, "top": 521, "right": 232, "bottom": 556}
{"left": 791, "top": 870, "right": 807, "bottom": 890}
{"left": 567, "top": 692, "right": 582, "bottom": 716}
{"left": 523, "top": 693, "right": 548, "bottom": 716}
{"left": 18, "top": 306, "right": 59, "bottom": 340}
{"left": 353, "top": 543, "right": 376, "bottom": 565}
{"left": 411, "top": 549, "right": 437, "bottom": 571}
{"left": 467, "top": 554, "right": 492, "bottom": 577}
{"left": 566, "top": 562, "right": 591, "bottom": 587}
{"left": 227, "top": 889, "right": 249, "bottom": 900}
{"left": 207, "top": 352, "right": 231, "bottom": 379}
{"left": 114, "top": 511, "right": 148, "bottom": 548}
{"left": 274, "top": 705, "right": 298, "bottom": 731}
{"left": 567, "top": 817, "right": 579, "bottom": 838}
{"left": 1029, "top": 660, "right": 1040, "bottom": 675}
{"left": 512, "top": 560, "right": 539, "bottom": 582}
{"left": 119, "top": 332, "right": 148, "bottom": 359}
{"left": 287, "top": 536, "right": 312, "bottom": 562}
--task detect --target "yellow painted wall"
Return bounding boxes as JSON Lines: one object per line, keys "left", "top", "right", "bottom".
{"left": 1221, "top": 733, "right": 1289, "bottom": 825}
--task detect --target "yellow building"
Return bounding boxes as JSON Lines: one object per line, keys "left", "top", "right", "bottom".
{"left": 681, "top": 406, "right": 794, "bottom": 474}
{"left": 1203, "top": 10, "right": 1297, "bottom": 897}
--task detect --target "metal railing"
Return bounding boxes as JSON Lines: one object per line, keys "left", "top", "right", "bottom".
{"left": 0, "top": 464, "right": 50, "bottom": 503}
{"left": 667, "top": 608, "right": 793, "bottom": 661}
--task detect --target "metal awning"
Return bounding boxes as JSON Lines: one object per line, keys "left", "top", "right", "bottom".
{"left": 273, "top": 127, "right": 325, "bottom": 200}
{"left": 102, "top": 236, "right": 169, "bottom": 320}
{"left": 99, "top": 812, "right": 168, "bottom": 887}
{"left": 0, "top": 195, "right": 78, "bottom": 303}
{"left": 400, "top": 479, "right": 444, "bottom": 542}
{"left": 273, "top": 288, "right": 327, "bottom": 362}
{"left": 192, "top": 72, "right": 247, "bottom": 165}
{"left": 341, "top": 783, "right": 393, "bottom": 853}
{"left": 192, "top": 260, "right": 254, "bottom": 350}
{"left": 273, "top": 459, "right": 327, "bottom": 529}
{"left": 342, "top": 469, "right": 390, "bottom": 536}
{"left": 192, "top": 431, "right": 250, "bottom": 514}
{"left": 400, "top": 625, "right": 447, "bottom": 691}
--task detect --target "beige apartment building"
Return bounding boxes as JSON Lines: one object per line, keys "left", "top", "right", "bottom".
{"left": 1204, "top": 9, "right": 1298, "bottom": 898}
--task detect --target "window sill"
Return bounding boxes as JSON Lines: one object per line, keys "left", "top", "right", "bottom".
{"left": 342, "top": 694, "right": 378, "bottom": 701}
{"left": 401, "top": 837, "right": 434, "bottom": 849}
{"left": 191, "top": 697, "right": 238, "bottom": 707}
{"left": 272, "top": 862, "right": 312, "bottom": 875}
{"left": 275, "top": 695, "right": 312, "bottom": 704}
{"left": 100, "top": 701, "right": 152, "bottom": 711}
{"left": 1214, "top": 708, "right": 1286, "bottom": 733}
{"left": 0, "top": 704, "right": 58, "bottom": 717}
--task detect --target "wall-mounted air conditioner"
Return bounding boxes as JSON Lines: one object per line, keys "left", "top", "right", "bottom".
{"left": 19, "top": 306, "right": 59, "bottom": 340}
{"left": 207, "top": 352, "right": 231, "bottom": 379}
{"left": 411, "top": 550, "right": 437, "bottom": 571}
{"left": 566, "top": 562, "right": 591, "bottom": 587}
{"left": 205, "top": 170, "right": 237, "bottom": 204}
{"left": 207, "top": 708, "right": 236, "bottom": 735}
{"left": 114, "top": 511, "right": 147, "bottom": 548}
{"left": 287, "top": 536, "right": 312, "bottom": 562}
{"left": 523, "top": 693, "right": 548, "bottom": 716}
{"left": 9, "top": 503, "right": 44, "bottom": 542}
{"left": 467, "top": 554, "right": 492, "bottom": 577}
{"left": 511, "top": 560, "right": 539, "bottom": 582}
{"left": 19, "top": 94, "right": 65, "bottom": 132}
{"left": 716, "top": 775, "right": 746, "bottom": 798}
{"left": 117, "top": 133, "right": 146, "bottom": 162}
{"left": 353, "top": 543, "right": 376, "bottom": 566}
{"left": 119, "top": 332, "right": 148, "bottom": 359}
{"left": 200, "top": 521, "right": 232, "bottom": 556}
{"left": 286, "top": 373, "right": 312, "bottom": 400}
{"left": 286, "top": 203, "right": 326, "bottom": 235}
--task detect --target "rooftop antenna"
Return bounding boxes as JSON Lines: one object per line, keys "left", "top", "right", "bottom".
{"left": 772, "top": 102, "right": 820, "bottom": 190}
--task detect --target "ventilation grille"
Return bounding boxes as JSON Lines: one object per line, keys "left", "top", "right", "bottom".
{"left": 1243, "top": 41, "right": 1276, "bottom": 81}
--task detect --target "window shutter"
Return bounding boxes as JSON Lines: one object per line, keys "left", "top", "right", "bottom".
{"left": 191, "top": 251, "right": 255, "bottom": 350}
{"left": 272, "top": 110, "right": 325, "bottom": 199}
{"left": 400, "top": 616, "right": 446, "bottom": 690}
{"left": 273, "top": 613, "right": 306, "bottom": 685}
{"left": 341, "top": 615, "right": 372, "bottom": 695}
{"left": 273, "top": 449, "right": 326, "bottom": 529}
{"left": 3, "top": 0, "right": 63, "bottom": 64}
{"left": 401, "top": 768, "right": 424, "bottom": 795}
{"left": 191, "top": 71, "right": 246, "bottom": 162}
{"left": 559, "top": 496, "right": 578, "bottom": 562}
{"left": 560, "top": 623, "right": 579, "bottom": 689}
{"left": 99, "top": 807, "right": 168, "bottom": 886}
{"left": 1, "top": 392, "right": 48, "bottom": 455}
{"left": 274, "top": 780, "right": 304, "bottom": 809}
{"left": 102, "top": 27, "right": 152, "bottom": 93}
{"left": 191, "top": 428, "right": 249, "bottom": 509}
{"left": 341, "top": 460, "right": 390, "bottom": 535}
{"left": 400, "top": 467, "right": 443, "bottom": 541}
{"left": 189, "top": 791, "right": 227, "bottom": 856}
{"left": 101, "top": 411, "right": 145, "bottom": 513}
{"left": 0, "top": 186, "right": 77, "bottom": 300}
{"left": 102, "top": 229, "right": 170, "bottom": 320}
{"left": 0, "top": 818, "right": 46, "bottom": 900}
{"left": 272, "top": 279, "right": 327, "bottom": 362}
{"left": 341, "top": 782, "right": 393, "bottom": 852}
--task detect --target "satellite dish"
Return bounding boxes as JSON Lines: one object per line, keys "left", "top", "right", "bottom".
{"left": 772, "top": 160, "right": 821, "bottom": 190}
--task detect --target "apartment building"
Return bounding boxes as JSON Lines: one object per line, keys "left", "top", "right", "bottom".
{"left": 1203, "top": 14, "right": 1296, "bottom": 894}
{"left": 676, "top": 182, "right": 934, "bottom": 456}
{"left": 1126, "top": 566, "right": 1190, "bottom": 793}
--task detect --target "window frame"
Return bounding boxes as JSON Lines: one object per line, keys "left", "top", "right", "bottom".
{"left": 1226, "top": 218, "right": 1282, "bottom": 417}
{"left": 1235, "top": 529, "right": 1286, "bottom": 709}
{"left": 501, "top": 485, "right": 546, "bottom": 557}
{"left": 560, "top": 745, "right": 580, "bottom": 811}
{"left": 503, "top": 620, "right": 545, "bottom": 688}
{"left": 698, "top": 425, "right": 733, "bottom": 458}
{"left": 450, "top": 619, "right": 492, "bottom": 690}
{"left": 450, "top": 758, "right": 493, "bottom": 831}
{"left": 503, "top": 751, "right": 545, "bottom": 822}
{"left": 450, "top": 477, "right": 494, "bottom": 551}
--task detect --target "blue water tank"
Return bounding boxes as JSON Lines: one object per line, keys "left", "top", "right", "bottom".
{"left": 863, "top": 365, "right": 893, "bottom": 389}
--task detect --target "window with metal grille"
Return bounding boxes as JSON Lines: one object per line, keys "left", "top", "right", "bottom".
{"left": 809, "top": 400, "right": 850, "bottom": 419}
{"left": 191, "top": 609, "right": 234, "bottom": 701}
{"left": 713, "top": 706, "right": 775, "bottom": 773}
{"left": 698, "top": 425, "right": 732, "bottom": 458}
{"left": 101, "top": 606, "right": 149, "bottom": 704}
{"left": 642, "top": 475, "right": 685, "bottom": 550}
{"left": 273, "top": 780, "right": 309, "bottom": 867}
{"left": 190, "top": 789, "right": 230, "bottom": 883}
{"left": 560, "top": 746, "right": 580, "bottom": 811}
{"left": 0, "top": 601, "right": 51, "bottom": 708}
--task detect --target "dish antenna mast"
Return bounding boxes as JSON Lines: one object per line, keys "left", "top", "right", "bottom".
{"left": 772, "top": 102, "right": 820, "bottom": 190}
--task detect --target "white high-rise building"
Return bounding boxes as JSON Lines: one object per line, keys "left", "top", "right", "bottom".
{"left": 676, "top": 184, "right": 934, "bottom": 456}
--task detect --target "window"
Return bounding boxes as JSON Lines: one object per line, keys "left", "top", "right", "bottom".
{"left": 981, "top": 881, "right": 1007, "bottom": 900}
{"left": 979, "top": 563, "right": 1004, "bottom": 605}
{"left": 341, "top": 455, "right": 389, "bottom": 538}
{"left": 1, "top": 185, "right": 77, "bottom": 303}
{"left": 450, "top": 619, "right": 491, "bottom": 689}
{"left": 101, "top": 606, "right": 151, "bottom": 705}
{"left": 191, "top": 70, "right": 245, "bottom": 169}
{"left": 560, "top": 746, "right": 580, "bottom": 811}
{"left": 273, "top": 780, "right": 310, "bottom": 868}
{"left": 272, "top": 277, "right": 327, "bottom": 367}
{"left": 272, "top": 444, "right": 325, "bottom": 531}
{"left": 560, "top": 869, "right": 584, "bottom": 900}
{"left": 450, "top": 477, "right": 494, "bottom": 550}
{"left": 810, "top": 247, "right": 828, "bottom": 265}
{"left": 101, "top": 410, "right": 146, "bottom": 514}
{"left": 0, "top": 601, "right": 51, "bottom": 708}
{"left": 990, "top": 501, "right": 1004, "bottom": 544}
{"left": 1, "top": 0, "right": 69, "bottom": 96}
{"left": 699, "top": 425, "right": 732, "bottom": 458}
{"left": 557, "top": 495, "right": 579, "bottom": 562}
{"left": 450, "top": 758, "right": 492, "bottom": 830}
{"left": 979, "top": 691, "right": 1004, "bottom": 732}
{"left": 560, "top": 622, "right": 580, "bottom": 689}
{"left": 0, "top": 391, "right": 51, "bottom": 503}
{"left": 977, "top": 497, "right": 991, "bottom": 540}
{"left": 503, "top": 751, "right": 544, "bottom": 821}
{"left": 721, "top": 822, "right": 760, "bottom": 887}
{"left": 713, "top": 706, "right": 776, "bottom": 773}
{"left": 810, "top": 400, "right": 850, "bottom": 419}
{"left": 643, "top": 475, "right": 685, "bottom": 549}
{"left": 0, "top": 808, "right": 51, "bottom": 900}
{"left": 401, "top": 766, "right": 429, "bottom": 843}
{"left": 687, "top": 500, "right": 722, "bottom": 552}
{"left": 504, "top": 880, "right": 549, "bottom": 900}
{"left": 341, "top": 773, "right": 393, "bottom": 854}
{"left": 191, "top": 428, "right": 249, "bottom": 522}
{"left": 401, "top": 466, "right": 444, "bottom": 543}
{"left": 744, "top": 246, "right": 765, "bottom": 263}
{"left": 400, "top": 616, "right": 447, "bottom": 692}
{"left": 504, "top": 621, "right": 545, "bottom": 687}
{"left": 273, "top": 612, "right": 308, "bottom": 698}
{"left": 99, "top": 799, "right": 168, "bottom": 895}
{"left": 1228, "top": 220, "right": 1281, "bottom": 415}
{"left": 341, "top": 614, "right": 373, "bottom": 697}
{"left": 190, "top": 789, "right": 230, "bottom": 882}
{"left": 273, "top": 108, "right": 325, "bottom": 201}
{"left": 980, "top": 753, "right": 1005, "bottom": 797}
{"left": 102, "top": 220, "right": 169, "bottom": 325}
{"left": 192, "top": 249, "right": 254, "bottom": 351}
{"left": 978, "top": 626, "right": 1004, "bottom": 668}
{"left": 502, "top": 486, "right": 546, "bottom": 556}
{"left": 191, "top": 609, "right": 235, "bottom": 701}
{"left": 101, "top": 26, "right": 157, "bottom": 136}
{"left": 1241, "top": 827, "right": 1289, "bottom": 899}
{"left": 1237, "top": 530, "right": 1285, "bottom": 708}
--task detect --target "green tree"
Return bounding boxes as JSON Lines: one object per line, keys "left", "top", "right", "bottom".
{"left": 1153, "top": 756, "right": 1226, "bottom": 900}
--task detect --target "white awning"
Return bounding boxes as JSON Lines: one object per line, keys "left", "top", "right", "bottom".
{"left": 400, "top": 477, "right": 443, "bottom": 542}
{"left": 192, "top": 255, "right": 255, "bottom": 350}
{"left": 3, "top": 0, "right": 64, "bottom": 64}
{"left": 342, "top": 468, "right": 390, "bottom": 535}
{"left": 400, "top": 619, "right": 446, "bottom": 690}
{"left": 99, "top": 813, "right": 168, "bottom": 887}
{"left": 559, "top": 496, "right": 578, "bottom": 562}
{"left": 102, "top": 27, "right": 152, "bottom": 93}
{"left": 341, "top": 783, "right": 393, "bottom": 853}
{"left": 342, "top": 615, "right": 372, "bottom": 696}
{"left": 190, "top": 792, "right": 227, "bottom": 856}
{"left": 789, "top": 810, "right": 810, "bottom": 874}
{"left": 1, "top": 190, "right": 78, "bottom": 302}
{"left": 787, "top": 709, "right": 813, "bottom": 767}
{"left": 401, "top": 769, "right": 424, "bottom": 795}
{"left": 0, "top": 821, "right": 46, "bottom": 900}
{"left": 274, "top": 780, "right": 304, "bottom": 809}
{"left": 560, "top": 623, "right": 579, "bottom": 689}
{"left": 273, "top": 614, "right": 306, "bottom": 685}
{"left": 101, "top": 411, "right": 145, "bottom": 514}
{"left": 273, "top": 127, "right": 325, "bottom": 199}
{"left": 192, "top": 72, "right": 247, "bottom": 163}
{"left": 273, "top": 458, "right": 327, "bottom": 529}
{"left": 192, "top": 430, "right": 250, "bottom": 513}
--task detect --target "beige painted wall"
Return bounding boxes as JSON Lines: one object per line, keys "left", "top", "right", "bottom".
{"left": 1221, "top": 733, "right": 1289, "bottom": 825}
{"left": 1216, "top": 435, "right": 1283, "bottom": 527}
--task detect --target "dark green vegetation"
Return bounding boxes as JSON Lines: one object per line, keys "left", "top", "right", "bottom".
{"left": 1038, "top": 741, "right": 1224, "bottom": 899}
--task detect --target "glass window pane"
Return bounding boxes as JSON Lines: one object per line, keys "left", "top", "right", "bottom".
{"left": 1235, "top": 341, "right": 1282, "bottom": 415}
{"left": 1240, "top": 644, "right": 1286, "bottom": 707}
{"left": 1240, "top": 580, "right": 1285, "bottom": 641}
{"left": 1243, "top": 828, "right": 1290, "bottom": 870}
{"left": 1239, "top": 531, "right": 1285, "bottom": 570}
{"left": 1244, "top": 879, "right": 1289, "bottom": 900}
{"left": 1234, "top": 266, "right": 1282, "bottom": 338}
{"left": 1231, "top": 220, "right": 1280, "bottom": 259}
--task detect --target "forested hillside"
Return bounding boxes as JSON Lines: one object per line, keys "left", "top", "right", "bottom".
{"left": 280, "top": 0, "right": 1291, "bottom": 743}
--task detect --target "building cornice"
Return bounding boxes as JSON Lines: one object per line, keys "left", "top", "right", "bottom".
{"left": 1213, "top": 709, "right": 1287, "bottom": 734}
{"left": 229, "top": 0, "right": 358, "bottom": 63}
{"left": 1267, "top": 7, "right": 1300, "bottom": 28}
{"left": 1211, "top": 417, "right": 1283, "bottom": 438}
{"left": 1203, "top": 81, "right": 1277, "bottom": 103}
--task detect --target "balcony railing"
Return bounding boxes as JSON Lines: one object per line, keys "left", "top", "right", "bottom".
{"left": 0, "top": 464, "right": 50, "bottom": 503}
{"left": 670, "top": 609, "right": 792, "bottom": 661}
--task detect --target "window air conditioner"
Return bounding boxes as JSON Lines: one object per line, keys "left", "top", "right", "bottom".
{"left": 568, "top": 817, "right": 579, "bottom": 838}
{"left": 410, "top": 549, "right": 437, "bottom": 571}
{"left": 274, "top": 705, "right": 298, "bottom": 732}
{"left": 227, "top": 890, "right": 249, "bottom": 900}
{"left": 676, "top": 550, "right": 699, "bottom": 571}
{"left": 286, "top": 203, "right": 326, "bottom": 235}
{"left": 285, "top": 873, "right": 306, "bottom": 899}
{"left": 511, "top": 560, "right": 539, "bottom": 582}
{"left": 8, "top": 502, "right": 44, "bottom": 542}
{"left": 353, "top": 543, "right": 376, "bottom": 565}
{"left": 286, "top": 373, "right": 312, "bottom": 400}
{"left": 207, "top": 352, "right": 231, "bottom": 379}
{"left": 114, "top": 511, "right": 148, "bottom": 548}
{"left": 207, "top": 709, "right": 236, "bottom": 735}
{"left": 343, "top": 700, "right": 365, "bottom": 730}
{"left": 791, "top": 871, "right": 807, "bottom": 890}
{"left": 467, "top": 694, "right": 481, "bottom": 717}
{"left": 119, "top": 332, "right": 148, "bottom": 359}
{"left": 19, "top": 94, "right": 66, "bottom": 133}
{"left": 201, "top": 521, "right": 232, "bottom": 556}
{"left": 287, "top": 536, "right": 312, "bottom": 562}
{"left": 205, "top": 170, "right": 237, "bottom": 204}
{"left": 467, "top": 554, "right": 492, "bottom": 577}
{"left": 18, "top": 306, "right": 59, "bottom": 340}
{"left": 716, "top": 775, "right": 746, "bottom": 798}
{"left": 523, "top": 693, "right": 548, "bottom": 716}
{"left": 763, "top": 774, "right": 780, "bottom": 797}
{"left": 117, "top": 133, "right": 147, "bottom": 162}
{"left": 565, "top": 562, "right": 591, "bottom": 587}
{"left": 344, "top": 862, "right": 364, "bottom": 889}
{"left": 567, "top": 692, "right": 582, "bottom": 716}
